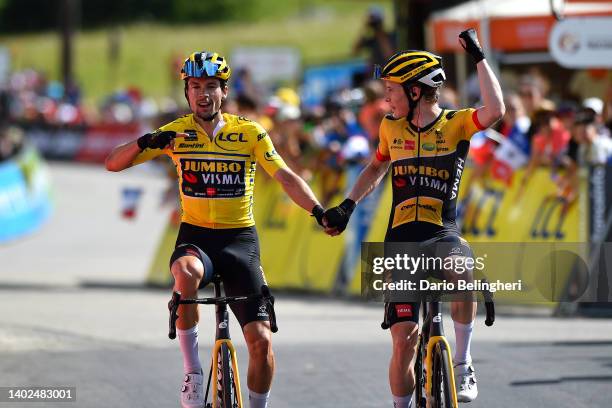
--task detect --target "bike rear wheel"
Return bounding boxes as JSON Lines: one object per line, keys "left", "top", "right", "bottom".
{"left": 431, "top": 342, "right": 457, "bottom": 408}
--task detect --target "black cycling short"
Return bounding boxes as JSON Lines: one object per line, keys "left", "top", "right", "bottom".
{"left": 170, "top": 222, "right": 268, "bottom": 328}
{"left": 382, "top": 222, "right": 473, "bottom": 328}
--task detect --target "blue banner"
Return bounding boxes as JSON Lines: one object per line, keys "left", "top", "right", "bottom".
{"left": 0, "top": 148, "right": 52, "bottom": 243}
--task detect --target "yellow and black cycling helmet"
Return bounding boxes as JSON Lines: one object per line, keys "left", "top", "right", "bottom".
{"left": 375, "top": 50, "right": 445, "bottom": 88}
{"left": 180, "top": 51, "right": 231, "bottom": 82}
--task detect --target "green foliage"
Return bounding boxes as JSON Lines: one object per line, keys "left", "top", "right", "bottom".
{"left": 170, "top": 0, "right": 257, "bottom": 23}
{"left": 0, "top": 1, "right": 393, "bottom": 102}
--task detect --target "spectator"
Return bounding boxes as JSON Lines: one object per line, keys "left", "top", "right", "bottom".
{"left": 353, "top": 6, "right": 395, "bottom": 73}
{"left": 568, "top": 108, "right": 612, "bottom": 166}
{"left": 518, "top": 74, "right": 553, "bottom": 119}
{"left": 569, "top": 68, "right": 612, "bottom": 102}
{"left": 358, "top": 80, "right": 388, "bottom": 148}
{"left": 516, "top": 104, "right": 570, "bottom": 201}
{"left": 0, "top": 123, "right": 23, "bottom": 162}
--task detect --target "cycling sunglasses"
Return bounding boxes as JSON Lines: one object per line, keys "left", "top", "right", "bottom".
{"left": 183, "top": 59, "right": 219, "bottom": 78}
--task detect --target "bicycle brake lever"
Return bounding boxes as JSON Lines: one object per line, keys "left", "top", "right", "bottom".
{"left": 168, "top": 291, "right": 181, "bottom": 339}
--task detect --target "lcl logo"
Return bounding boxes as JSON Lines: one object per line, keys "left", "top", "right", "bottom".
{"left": 218, "top": 132, "right": 247, "bottom": 142}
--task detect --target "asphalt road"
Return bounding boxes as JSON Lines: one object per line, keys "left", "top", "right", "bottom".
{"left": 1, "top": 163, "right": 612, "bottom": 408}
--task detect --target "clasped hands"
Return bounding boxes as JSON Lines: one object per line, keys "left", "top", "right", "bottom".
{"left": 312, "top": 198, "right": 356, "bottom": 237}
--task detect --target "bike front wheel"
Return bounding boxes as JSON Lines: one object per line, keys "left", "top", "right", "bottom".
{"left": 217, "top": 343, "right": 238, "bottom": 407}
{"left": 431, "top": 341, "right": 457, "bottom": 408}
{"left": 414, "top": 335, "right": 427, "bottom": 407}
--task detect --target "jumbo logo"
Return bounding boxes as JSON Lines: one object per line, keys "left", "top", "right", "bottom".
{"left": 183, "top": 160, "right": 243, "bottom": 173}
{"left": 179, "top": 158, "right": 246, "bottom": 198}
{"left": 393, "top": 165, "right": 450, "bottom": 180}
{"left": 214, "top": 132, "right": 247, "bottom": 151}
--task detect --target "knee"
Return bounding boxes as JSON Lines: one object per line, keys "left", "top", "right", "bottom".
{"left": 392, "top": 333, "right": 418, "bottom": 361}
{"left": 247, "top": 333, "right": 273, "bottom": 361}
{"left": 171, "top": 257, "right": 204, "bottom": 287}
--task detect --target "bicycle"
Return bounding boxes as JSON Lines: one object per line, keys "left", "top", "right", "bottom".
{"left": 168, "top": 275, "right": 278, "bottom": 408}
{"left": 382, "top": 283, "right": 495, "bottom": 408}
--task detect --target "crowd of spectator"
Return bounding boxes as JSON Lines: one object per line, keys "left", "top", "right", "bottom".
{"left": 458, "top": 68, "right": 612, "bottom": 237}
{"left": 1, "top": 5, "right": 610, "bottom": 204}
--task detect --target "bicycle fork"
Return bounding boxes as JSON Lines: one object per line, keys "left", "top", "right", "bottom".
{"left": 210, "top": 339, "right": 243, "bottom": 407}
{"left": 423, "top": 303, "right": 458, "bottom": 408}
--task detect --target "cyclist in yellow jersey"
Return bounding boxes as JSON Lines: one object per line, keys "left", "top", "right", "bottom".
{"left": 106, "top": 51, "right": 326, "bottom": 408}
{"left": 324, "top": 30, "right": 505, "bottom": 407}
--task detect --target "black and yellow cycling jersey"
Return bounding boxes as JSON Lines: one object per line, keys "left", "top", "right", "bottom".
{"left": 376, "top": 108, "right": 485, "bottom": 230}
{"left": 133, "top": 113, "right": 287, "bottom": 229}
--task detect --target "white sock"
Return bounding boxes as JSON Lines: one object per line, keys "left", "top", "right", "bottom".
{"left": 177, "top": 325, "right": 202, "bottom": 374}
{"left": 248, "top": 389, "right": 270, "bottom": 408}
{"left": 392, "top": 393, "right": 413, "bottom": 408}
{"left": 453, "top": 320, "right": 474, "bottom": 365}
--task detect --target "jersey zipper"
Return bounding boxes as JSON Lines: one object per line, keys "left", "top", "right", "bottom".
{"left": 415, "top": 127, "right": 421, "bottom": 222}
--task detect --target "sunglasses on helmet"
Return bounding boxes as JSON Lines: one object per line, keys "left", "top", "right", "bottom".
{"left": 183, "top": 59, "right": 219, "bottom": 78}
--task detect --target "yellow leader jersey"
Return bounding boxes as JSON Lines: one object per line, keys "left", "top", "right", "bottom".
{"left": 376, "top": 108, "right": 485, "bottom": 229}
{"left": 133, "top": 113, "right": 287, "bottom": 229}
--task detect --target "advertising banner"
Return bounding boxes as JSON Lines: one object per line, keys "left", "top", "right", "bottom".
{"left": 0, "top": 146, "right": 52, "bottom": 243}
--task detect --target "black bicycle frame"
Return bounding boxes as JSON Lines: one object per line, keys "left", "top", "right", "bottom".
{"left": 213, "top": 278, "right": 230, "bottom": 341}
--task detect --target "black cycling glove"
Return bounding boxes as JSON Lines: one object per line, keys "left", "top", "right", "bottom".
{"left": 324, "top": 198, "right": 356, "bottom": 233}
{"left": 459, "top": 28, "right": 485, "bottom": 64}
{"left": 311, "top": 205, "right": 326, "bottom": 227}
{"left": 137, "top": 130, "right": 176, "bottom": 151}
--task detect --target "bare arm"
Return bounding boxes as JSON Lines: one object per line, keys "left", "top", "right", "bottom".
{"left": 458, "top": 29, "right": 505, "bottom": 129}
{"left": 105, "top": 140, "right": 141, "bottom": 172}
{"left": 273, "top": 167, "right": 321, "bottom": 213}
{"left": 347, "top": 154, "right": 390, "bottom": 203}
{"left": 475, "top": 60, "right": 506, "bottom": 129}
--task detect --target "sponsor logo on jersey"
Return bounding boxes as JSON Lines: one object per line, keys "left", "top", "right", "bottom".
{"left": 435, "top": 130, "right": 446, "bottom": 144}
{"left": 264, "top": 149, "right": 280, "bottom": 161}
{"left": 418, "top": 203, "right": 437, "bottom": 213}
{"left": 450, "top": 157, "right": 465, "bottom": 200}
{"left": 214, "top": 132, "right": 247, "bottom": 151}
{"left": 178, "top": 142, "right": 206, "bottom": 149}
{"left": 391, "top": 138, "right": 415, "bottom": 151}
{"left": 180, "top": 158, "right": 246, "bottom": 199}
{"left": 422, "top": 142, "right": 436, "bottom": 151}
{"left": 257, "top": 132, "right": 267, "bottom": 141}
{"left": 183, "top": 129, "right": 198, "bottom": 141}
{"left": 183, "top": 172, "right": 198, "bottom": 184}
{"left": 393, "top": 177, "right": 407, "bottom": 188}
{"left": 393, "top": 165, "right": 450, "bottom": 180}
{"left": 400, "top": 203, "right": 416, "bottom": 211}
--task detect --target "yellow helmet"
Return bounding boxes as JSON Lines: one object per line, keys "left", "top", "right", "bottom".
{"left": 376, "top": 50, "right": 446, "bottom": 88}
{"left": 180, "top": 51, "right": 231, "bottom": 81}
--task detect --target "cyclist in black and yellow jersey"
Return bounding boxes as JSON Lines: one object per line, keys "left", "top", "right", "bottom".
{"left": 324, "top": 30, "right": 505, "bottom": 406}
{"left": 106, "top": 51, "right": 326, "bottom": 408}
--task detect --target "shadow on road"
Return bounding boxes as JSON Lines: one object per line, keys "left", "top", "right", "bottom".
{"left": 511, "top": 375, "right": 612, "bottom": 386}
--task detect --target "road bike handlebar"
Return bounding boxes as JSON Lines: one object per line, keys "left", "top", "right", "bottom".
{"left": 379, "top": 284, "right": 495, "bottom": 330}
{"left": 168, "top": 285, "right": 278, "bottom": 339}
